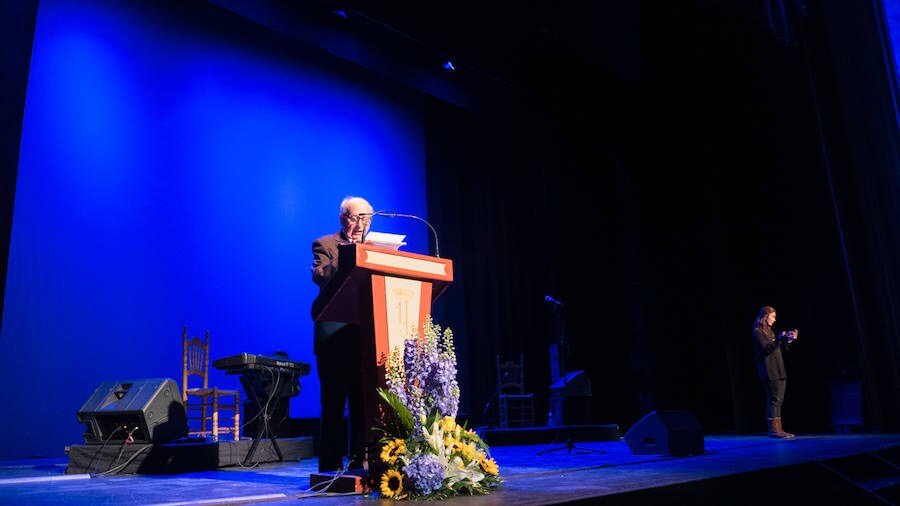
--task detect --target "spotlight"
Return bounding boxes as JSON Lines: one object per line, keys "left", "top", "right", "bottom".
{"left": 441, "top": 60, "right": 456, "bottom": 72}
{"left": 330, "top": 9, "right": 348, "bottom": 19}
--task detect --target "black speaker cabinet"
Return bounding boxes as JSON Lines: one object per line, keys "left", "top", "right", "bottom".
{"left": 624, "top": 410, "right": 704, "bottom": 455}
{"left": 77, "top": 378, "right": 188, "bottom": 444}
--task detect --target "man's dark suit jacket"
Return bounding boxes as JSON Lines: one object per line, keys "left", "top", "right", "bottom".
{"left": 311, "top": 231, "right": 352, "bottom": 355}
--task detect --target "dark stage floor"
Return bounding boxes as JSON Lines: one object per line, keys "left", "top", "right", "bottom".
{"left": 2, "top": 432, "right": 899, "bottom": 505}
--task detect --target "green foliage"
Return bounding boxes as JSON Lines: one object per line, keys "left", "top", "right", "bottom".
{"left": 377, "top": 387, "right": 415, "bottom": 438}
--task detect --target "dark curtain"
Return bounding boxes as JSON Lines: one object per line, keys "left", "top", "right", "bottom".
{"left": 813, "top": 0, "right": 900, "bottom": 431}
{"left": 425, "top": 0, "right": 900, "bottom": 434}
{"left": 0, "top": 0, "right": 39, "bottom": 333}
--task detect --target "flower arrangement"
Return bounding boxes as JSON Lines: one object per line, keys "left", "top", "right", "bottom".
{"left": 374, "top": 316, "right": 502, "bottom": 500}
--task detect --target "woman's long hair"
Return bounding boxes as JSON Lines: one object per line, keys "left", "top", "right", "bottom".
{"left": 753, "top": 305, "right": 776, "bottom": 333}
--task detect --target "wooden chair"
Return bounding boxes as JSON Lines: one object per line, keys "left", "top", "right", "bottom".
{"left": 182, "top": 325, "right": 240, "bottom": 441}
{"left": 496, "top": 354, "right": 535, "bottom": 429}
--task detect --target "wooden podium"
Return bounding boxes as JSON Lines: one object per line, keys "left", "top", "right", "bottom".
{"left": 311, "top": 243, "right": 453, "bottom": 484}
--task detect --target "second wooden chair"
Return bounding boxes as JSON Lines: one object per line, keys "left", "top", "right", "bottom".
{"left": 496, "top": 354, "right": 535, "bottom": 429}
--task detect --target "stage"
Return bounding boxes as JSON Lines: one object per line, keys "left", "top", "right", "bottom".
{"left": 1, "top": 432, "right": 899, "bottom": 505}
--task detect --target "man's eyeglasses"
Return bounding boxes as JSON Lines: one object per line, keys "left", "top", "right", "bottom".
{"left": 344, "top": 213, "right": 372, "bottom": 225}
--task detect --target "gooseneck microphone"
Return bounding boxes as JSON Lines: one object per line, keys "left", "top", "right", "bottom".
{"left": 364, "top": 210, "right": 441, "bottom": 257}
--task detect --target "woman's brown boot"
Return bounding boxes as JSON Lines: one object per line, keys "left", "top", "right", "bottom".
{"left": 774, "top": 417, "right": 795, "bottom": 438}
{"left": 768, "top": 417, "right": 790, "bottom": 438}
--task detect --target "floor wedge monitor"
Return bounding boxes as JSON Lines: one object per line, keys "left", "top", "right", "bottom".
{"left": 625, "top": 409, "right": 704, "bottom": 455}
{"left": 77, "top": 378, "right": 188, "bottom": 444}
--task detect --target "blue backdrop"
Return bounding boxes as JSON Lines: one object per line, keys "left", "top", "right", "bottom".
{"left": 0, "top": 0, "right": 428, "bottom": 458}
{"left": 885, "top": 0, "right": 900, "bottom": 121}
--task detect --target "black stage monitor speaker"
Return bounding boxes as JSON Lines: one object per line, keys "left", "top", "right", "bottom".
{"left": 77, "top": 378, "right": 188, "bottom": 444}
{"left": 624, "top": 409, "right": 704, "bottom": 455}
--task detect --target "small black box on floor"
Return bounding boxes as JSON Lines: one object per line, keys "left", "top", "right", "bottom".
{"left": 76, "top": 378, "right": 187, "bottom": 444}
{"left": 625, "top": 410, "right": 704, "bottom": 456}
{"left": 309, "top": 470, "right": 371, "bottom": 493}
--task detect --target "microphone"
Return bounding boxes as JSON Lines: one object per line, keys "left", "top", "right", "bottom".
{"left": 544, "top": 295, "right": 565, "bottom": 306}
{"left": 365, "top": 210, "right": 441, "bottom": 257}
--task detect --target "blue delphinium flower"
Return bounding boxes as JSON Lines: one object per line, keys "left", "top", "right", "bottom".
{"left": 402, "top": 336, "right": 427, "bottom": 431}
{"left": 405, "top": 453, "right": 445, "bottom": 496}
{"left": 433, "top": 352, "right": 459, "bottom": 416}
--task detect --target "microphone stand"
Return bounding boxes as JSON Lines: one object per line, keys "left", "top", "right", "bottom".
{"left": 537, "top": 299, "right": 604, "bottom": 456}
{"left": 537, "top": 438, "right": 605, "bottom": 456}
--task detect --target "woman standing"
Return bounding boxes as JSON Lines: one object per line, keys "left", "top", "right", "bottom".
{"left": 752, "top": 305, "right": 799, "bottom": 438}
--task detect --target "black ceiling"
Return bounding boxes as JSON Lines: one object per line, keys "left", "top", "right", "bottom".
{"left": 206, "top": 0, "right": 640, "bottom": 113}
{"left": 332, "top": 1, "right": 640, "bottom": 91}
{"left": 213, "top": 1, "right": 794, "bottom": 118}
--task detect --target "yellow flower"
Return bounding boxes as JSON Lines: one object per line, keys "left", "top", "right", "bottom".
{"left": 479, "top": 455, "right": 499, "bottom": 476}
{"left": 456, "top": 441, "right": 476, "bottom": 462}
{"left": 439, "top": 415, "right": 457, "bottom": 433}
{"left": 380, "top": 469, "right": 404, "bottom": 498}
{"left": 380, "top": 438, "right": 406, "bottom": 465}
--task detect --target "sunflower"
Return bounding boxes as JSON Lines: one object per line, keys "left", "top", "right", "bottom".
{"left": 380, "top": 469, "right": 404, "bottom": 498}
{"left": 380, "top": 438, "right": 406, "bottom": 465}
{"left": 479, "top": 455, "right": 500, "bottom": 476}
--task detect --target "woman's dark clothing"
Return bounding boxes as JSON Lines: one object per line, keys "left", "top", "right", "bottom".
{"left": 752, "top": 326, "right": 791, "bottom": 418}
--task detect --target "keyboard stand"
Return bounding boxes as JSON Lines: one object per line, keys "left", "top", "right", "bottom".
{"left": 243, "top": 415, "right": 283, "bottom": 466}
{"left": 234, "top": 366, "right": 301, "bottom": 466}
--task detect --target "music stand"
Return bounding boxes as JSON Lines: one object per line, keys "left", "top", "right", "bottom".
{"left": 537, "top": 299, "right": 603, "bottom": 456}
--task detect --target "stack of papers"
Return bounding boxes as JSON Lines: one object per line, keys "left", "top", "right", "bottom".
{"left": 364, "top": 231, "right": 407, "bottom": 250}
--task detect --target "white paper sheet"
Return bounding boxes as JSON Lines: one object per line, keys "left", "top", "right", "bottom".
{"left": 364, "top": 231, "right": 407, "bottom": 250}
